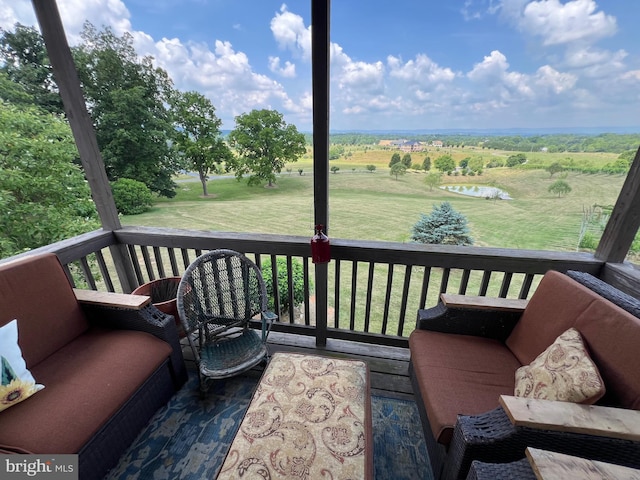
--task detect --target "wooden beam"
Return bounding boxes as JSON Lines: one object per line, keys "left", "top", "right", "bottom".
{"left": 32, "top": 0, "right": 139, "bottom": 292}
{"left": 596, "top": 146, "right": 640, "bottom": 263}
{"left": 31, "top": 0, "right": 121, "bottom": 232}
{"left": 311, "top": 0, "right": 330, "bottom": 347}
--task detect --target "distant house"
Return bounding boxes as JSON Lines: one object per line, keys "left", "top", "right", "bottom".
{"left": 431, "top": 140, "right": 444, "bottom": 148}
{"left": 399, "top": 140, "right": 424, "bottom": 152}
{"left": 378, "top": 139, "right": 407, "bottom": 148}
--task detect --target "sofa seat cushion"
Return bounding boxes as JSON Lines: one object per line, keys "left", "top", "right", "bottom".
{"left": 409, "top": 329, "right": 521, "bottom": 446}
{"left": 0, "top": 327, "right": 172, "bottom": 454}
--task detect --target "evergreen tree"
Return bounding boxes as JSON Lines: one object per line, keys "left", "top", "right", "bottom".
{"left": 401, "top": 153, "right": 412, "bottom": 168}
{"left": 389, "top": 152, "right": 401, "bottom": 167}
{"left": 411, "top": 202, "right": 473, "bottom": 245}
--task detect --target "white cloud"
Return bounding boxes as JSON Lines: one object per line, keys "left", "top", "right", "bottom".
{"left": 387, "top": 54, "right": 456, "bottom": 86}
{"left": 268, "top": 56, "right": 296, "bottom": 78}
{"left": 499, "top": 0, "right": 617, "bottom": 46}
{"left": 270, "top": 4, "right": 311, "bottom": 60}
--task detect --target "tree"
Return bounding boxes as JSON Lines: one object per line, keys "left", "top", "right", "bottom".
{"left": 329, "top": 144, "right": 344, "bottom": 160}
{"left": 434, "top": 154, "right": 455, "bottom": 173}
{"left": 331, "top": 166, "right": 340, "bottom": 174}
{"left": 228, "top": 109, "right": 306, "bottom": 187}
{"left": 548, "top": 180, "right": 572, "bottom": 197}
{"left": 468, "top": 157, "right": 484, "bottom": 174}
{"left": 0, "top": 102, "right": 99, "bottom": 258}
{"left": 366, "top": 164, "right": 376, "bottom": 173}
{"left": 402, "top": 153, "right": 412, "bottom": 168}
{"left": 506, "top": 153, "right": 527, "bottom": 167}
{"left": 0, "top": 24, "right": 64, "bottom": 114}
{"left": 411, "top": 202, "right": 473, "bottom": 245}
{"left": 459, "top": 157, "right": 470, "bottom": 169}
{"left": 170, "top": 90, "right": 232, "bottom": 196}
{"left": 0, "top": 71, "right": 33, "bottom": 106}
{"left": 389, "top": 152, "right": 401, "bottom": 167}
{"left": 422, "top": 156, "right": 431, "bottom": 171}
{"left": 390, "top": 163, "right": 407, "bottom": 180}
{"left": 546, "top": 162, "right": 565, "bottom": 177}
{"left": 424, "top": 172, "right": 442, "bottom": 191}
{"left": 73, "top": 23, "right": 178, "bottom": 197}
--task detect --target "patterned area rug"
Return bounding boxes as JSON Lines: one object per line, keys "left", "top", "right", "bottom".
{"left": 105, "top": 366, "right": 432, "bottom": 480}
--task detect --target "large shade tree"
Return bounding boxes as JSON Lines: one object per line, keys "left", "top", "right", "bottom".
{"left": 0, "top": 102, "right": 98, "bottom": 258}
{"left": 170, "top": 90, "right": 233, "bottom": 196}
{"left": 0, "top": 24, "right": 64, "bottom": 114}
{"left": 73, "top": 23, "right": 178, "bottom": 197}
{"left": 228, "top": 109, "right": 306, "bottom": 187}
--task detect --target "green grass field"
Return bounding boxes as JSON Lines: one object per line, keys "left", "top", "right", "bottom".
{"left": 121, "top": 147, "right": 627, "bottom": 335}
{"left": 125, "top": 146, "right": 625, "bottom": 252}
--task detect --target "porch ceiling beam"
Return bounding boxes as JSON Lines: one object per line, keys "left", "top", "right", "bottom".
{"left": 31, "top": 0, "right": 121, "bottom": 231}
{"left": 596, "top": 146, "right": 640, "bottom": 263}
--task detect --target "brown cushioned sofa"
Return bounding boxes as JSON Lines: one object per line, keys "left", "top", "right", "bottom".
{"left": 409, "top": 270, "right": 640, "bottom": 479}
{"left": 0, "top": 253, "right": 187, "bottom": 480}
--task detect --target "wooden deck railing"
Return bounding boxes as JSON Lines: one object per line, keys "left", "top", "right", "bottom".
{"left": 5, "top": 226, "right": 607, "bottom": 347}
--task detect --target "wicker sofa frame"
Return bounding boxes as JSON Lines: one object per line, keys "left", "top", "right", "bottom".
{"left": 76, "top": 300, "right": 188, "bottom": 479}
{"left": 410, "top": 270, "right": 640, "bottom": 480}
{"left": 0, "top": 252, "right": 188, "bottom": 480}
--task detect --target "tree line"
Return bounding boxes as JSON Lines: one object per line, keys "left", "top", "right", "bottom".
{"left": 327, "top": 132, "right": 639, "bottom": 156}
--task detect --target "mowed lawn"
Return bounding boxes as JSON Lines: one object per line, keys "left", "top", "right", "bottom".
{"left": 124, "top": 162, "right": 624, "bottom": 252}
{"left": 122, "top": 153, "right": 626, "bottom": 335}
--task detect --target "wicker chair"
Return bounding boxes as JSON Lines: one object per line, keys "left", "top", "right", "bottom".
{"left": 177, "top": 249, "right": 277, "bottom": 394}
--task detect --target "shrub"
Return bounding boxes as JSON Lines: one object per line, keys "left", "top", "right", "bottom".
{"left": 579, "top": 232, "right": 598, "bottom": 250}
{"left": 261, "top": 258, "right": 309, "bottom": 313}
{"left": 111, "top": 178, "right": 153, "bottom": 215}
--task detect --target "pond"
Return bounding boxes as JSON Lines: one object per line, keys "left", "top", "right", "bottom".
{"left": 441, "top": 185, "right": 513, "bottom": 200}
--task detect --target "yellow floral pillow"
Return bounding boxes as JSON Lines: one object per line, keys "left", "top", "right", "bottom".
{"left": 514, "top": 327, "right": 605, "bottom": 404}
{"left": 0, "top": 320, "right": 45, "bottom": 412}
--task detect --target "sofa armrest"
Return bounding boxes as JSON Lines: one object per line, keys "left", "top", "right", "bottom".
{"left": 441, "top": 401, "right": 640, "bottom": 480}
{"left": 74, "top": 288, "right": 151, "bottom": 309}
{"left": 416, "top": 294, "right": 525, "bottom": 342}
{"left": 75, "top": 289, "right": 187, "bottom": 389}
{"left": 500, "top": 395, "right": 640, "bottom": 442}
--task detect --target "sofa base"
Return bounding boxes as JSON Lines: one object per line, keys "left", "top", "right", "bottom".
{"left": 409, "top": 360, "right": 447, "bottom": 480}
{"left": 79, "top": 360, "right": 179, "bottom": 480}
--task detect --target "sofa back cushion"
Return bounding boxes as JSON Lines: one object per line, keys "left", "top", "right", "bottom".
{"left": 0, "top": 253, "right": 89, "bottom": 367}
{"left": 506, "top": 270, "right": 598, "bottom": 365}
{"left": 574, "top": 300, "right": 640, "bottom": 410}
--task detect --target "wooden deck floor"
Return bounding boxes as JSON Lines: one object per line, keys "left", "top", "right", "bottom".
{"left": 181, "top": 331, "right": 415, "bottom": 401}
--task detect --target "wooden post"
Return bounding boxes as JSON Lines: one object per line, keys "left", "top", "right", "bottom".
{"left": 31, "top": 0, "right": 137, "bottom": 292}
{"left": 311, "top": 0, "right": 330, "bottom": 348}
{"left": 596, "top": 146, "right": 640, "bottom": 264}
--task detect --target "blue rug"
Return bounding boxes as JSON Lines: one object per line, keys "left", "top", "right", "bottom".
{"left": 105, "top": 370, "right": 432, "bottom": 479}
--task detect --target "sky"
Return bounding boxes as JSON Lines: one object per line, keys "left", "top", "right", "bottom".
{"left": 1, "top": 0, "right": 640, "bottom": 133}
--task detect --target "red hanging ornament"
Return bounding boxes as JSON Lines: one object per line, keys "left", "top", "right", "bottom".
{"left": 311, "top": 224, "right": 330, "bottom": 264}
